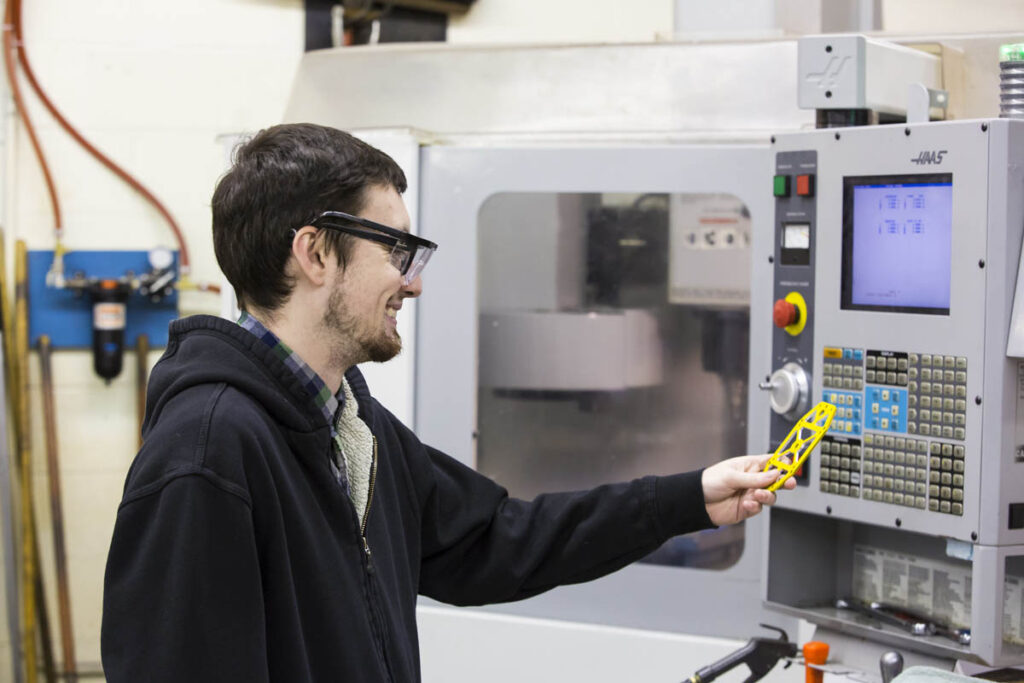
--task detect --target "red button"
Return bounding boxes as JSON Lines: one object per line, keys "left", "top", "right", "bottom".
{"left": 773, "top": 299, "right": 799, "bottom": 328}
{"left": 796, "top": 174, "right": 815, "bottom": 197}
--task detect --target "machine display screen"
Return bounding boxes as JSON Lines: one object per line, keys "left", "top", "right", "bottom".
{"left": 841, "top": 174, "right": 953, "bottom": 315}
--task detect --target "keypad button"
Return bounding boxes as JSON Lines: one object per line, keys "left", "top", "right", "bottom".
{"left": 898, "top": 359, "right": 908, "bottom": 371}
{"left": 921, "top": 382, "right": 932, "bottom": 394}
{"left": 883, "top": 491, "right": 894, "bottom": 503}
{"left": 941, "top": 444, "right": 952, "bottom": 456}
{"left": 942, "top": 457, "right": 953, "bottom": 470}
{"left": 922, "top": 354, "right": 932, "bottom": 366}
{"left": 956, "top": 386, "right": 967, "bottom": 398}
{"left": 840, "top": 471, "right": 851, "bottom": 483}
{"left": 909, "top": 368, "right": 918, "bottom": 380}
{"left": 940, "top": 472, "right": 952, "bottom": 485}
{"left": 955, "top": 371, "right": 967, "bottom": 384}
{"left": 918, "top": 424, "right": 929, "bottom": 436}
{"left": 830, "top": 483, "right": 841, "bottom": 494}
{"left": 953, "top": 460, "right": 965, "bottom": 473}
{"left": 931, "top": 443, "right": 942, "bottom": 455}
{"left": 855, "top": 380, "right": 864, "bottom": 390}
{"left": 915, "top": 482, "right": 927, "bottom": 495}
{"left": 921, "top": 409, "right": 931, "bottom": 421}
{"left": 940, "top": 500, "right": 952, "bottom": 513}
{"left": 955, "top": 414, "right": 966, "bottom": 427}
{"left": 956, "top": 357, "right": 967, "bottom": 369}
{"left": 952, "top": 502, "right": 963, "bottom": 515}
{"left": 894, "top": 493, "right": 905, "bottom": 505}
{"left": 898, "top": 373, "right": 908, "bottom": 385}
{"left": 944, "top": 412, "right": 954, "bottom": 424}
{"left": 840, "top": 484, "right": 851, "bottom": 496}
{"left": 953, "top": 489, "right": 964, "bottom": 502}
{"left": 922, "top": 369, "right": 933, "bottom": 381}
{"left": 865, "top": 370, "right": 876, "bottom": 382}
{"left": 887, "top": 372, "right": 897, "bottom": 384}
{"left": 943, "top": 370, "right": 955, "bottom": 383}
{"left": 930, "top": 471, "right": 940, "bottom": 484}
{"left": 887, "top": 358, "right": 898, "bottom": 371}
{"left": 929, "top": 484, "right": 940, "bottom": 497}
{"left": 942, "top": 426, "right": 954, "bottom": 438}
{"left": 931, "top": 456, "right": 941, "bottom": 468}
{"left": 945, "top": 385, "right": 955, "bottom": 397}
{"left": 954, "top": 428, "right": 966, "bottom": 440}
{"left": 909, "top": 381, "right": 919, "bottom": 393}
{"left": 916, "top": 498, "right": 927, "bottom": 509}
{"left": 866, "top": 357, "right": 877, "bottom": 369}
{"left": 944, "top": 356, "right": 956, "bottom": 369}
{"left": 929, "top": 499, "right": 939, "bottom": 511}
{"left": 953, "top": 446, "right": 964, "bottom": 458}
{"left": 909, "top": 353, "right": 919, "bottom": 364}
{"left": 852, "top": 446, "right": 861, "bottom": 457}
{"left": 873, "top": 490, "right": 884, "bottom": 502}
{"left": 820, "top": 481, "right": 830, "bottom": 492}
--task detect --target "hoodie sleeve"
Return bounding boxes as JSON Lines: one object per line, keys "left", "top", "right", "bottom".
{"left": 412, "top": 440, "right": 715, "bottom": 606}
{"left": 101, "top": 472, "right": 268, "bottom": 683}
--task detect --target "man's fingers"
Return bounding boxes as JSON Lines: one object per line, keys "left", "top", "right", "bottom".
{"left": 728, "top": 467, "right": 783, "bottom": 489}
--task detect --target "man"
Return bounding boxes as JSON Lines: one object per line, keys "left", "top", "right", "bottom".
{"left": 101, "top": 123, "right": 792, "bottom": 682}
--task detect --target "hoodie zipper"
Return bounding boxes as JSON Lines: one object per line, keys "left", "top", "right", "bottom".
{"left": 358, "top": 437, "right": 393, "bottom": 682}
{"left": 360, "top": 437, "right": 378, "bottom": 568}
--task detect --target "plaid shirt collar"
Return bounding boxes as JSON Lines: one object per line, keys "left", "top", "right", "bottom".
{"left": 237, "top": 311, "right": 343, "bottom": 430}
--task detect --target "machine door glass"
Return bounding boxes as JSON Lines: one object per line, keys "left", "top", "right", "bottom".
{"left": 477, "top": 191, "right": 751, "bottom": 569}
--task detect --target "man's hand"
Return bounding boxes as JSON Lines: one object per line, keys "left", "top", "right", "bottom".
{"left": 701, "top": 454, "right": 796, "bottom": 526}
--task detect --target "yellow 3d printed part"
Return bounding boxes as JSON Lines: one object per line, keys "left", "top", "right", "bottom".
{"left": 763, "top": 401, "right": 836, "bottom": 492}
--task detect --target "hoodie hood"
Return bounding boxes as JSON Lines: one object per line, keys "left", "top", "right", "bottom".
{"left": 143, "top": 315, "right": 374, "bottom": 438}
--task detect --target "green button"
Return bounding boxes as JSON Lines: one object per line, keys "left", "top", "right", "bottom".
{"left": 1001, "top": 43, "right": 1024, "bottom": 62}
{"left": 773, "top": 174, "right": 790, "bottom": 197}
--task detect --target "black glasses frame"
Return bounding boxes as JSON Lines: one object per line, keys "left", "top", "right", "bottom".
{"left": 311, "top": 211, "right": 436, "bottom": 252}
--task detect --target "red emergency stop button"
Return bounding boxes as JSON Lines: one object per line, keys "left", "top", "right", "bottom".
{"left": 796, "top": 174, "right": 815, "bottom": 197}
{"left": 773, "top": 299, "right": 800, "bottom": 328}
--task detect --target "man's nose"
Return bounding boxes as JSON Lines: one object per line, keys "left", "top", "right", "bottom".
{"left": 402, "top": 274, "right": 423, "bottom": 298}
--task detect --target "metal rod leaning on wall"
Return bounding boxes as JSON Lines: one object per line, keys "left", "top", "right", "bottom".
{"left": 0, "top": 230, "right": 24, "bottom": 683}
{"left": 136, "top": 334, "right": 148, "bottom": 449}
{"left": 38, "top": 336, "right": 76, "bottom": 682}
{"left": 15, "top": 240, "right": 56, "bottom": 683}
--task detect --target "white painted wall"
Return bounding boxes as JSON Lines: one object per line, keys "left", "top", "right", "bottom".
{"left": 2, "top": 0, "right": 305, "bottom": 676}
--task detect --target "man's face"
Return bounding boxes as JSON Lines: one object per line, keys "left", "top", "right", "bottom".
{"left": 320, "top": 184, "right": 422, "bottom": 366}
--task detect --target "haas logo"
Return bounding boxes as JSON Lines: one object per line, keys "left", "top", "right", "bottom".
{"left": 910, "top": 150, "right": 948, "bottom": 165}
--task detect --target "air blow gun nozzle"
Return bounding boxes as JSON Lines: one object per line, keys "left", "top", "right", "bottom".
{"left": 686, "top": 624, "right": 798, "bottom": 683}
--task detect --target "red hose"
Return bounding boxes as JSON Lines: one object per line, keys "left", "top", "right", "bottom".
{"left": 3, "top": 1, "right": 62, "bottom": 235}
{"left": 9, "top": 0, "right": 192, "bottom": 270}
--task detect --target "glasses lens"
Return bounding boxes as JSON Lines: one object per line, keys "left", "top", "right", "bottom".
{"left": 401, "top": 244, "right": 435, "bottom": 285}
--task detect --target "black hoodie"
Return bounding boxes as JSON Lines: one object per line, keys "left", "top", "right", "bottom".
{"left": 101, "top": 315, "right": 715, "bottom": 682}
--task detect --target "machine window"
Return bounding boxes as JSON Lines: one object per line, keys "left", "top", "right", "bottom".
{"left": 476, "top": 192, "right": 753, "bottom": 570}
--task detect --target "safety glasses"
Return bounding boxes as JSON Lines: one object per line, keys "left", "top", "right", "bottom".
{"left": 308, "top": 210, "right": 438, "bottom": 285}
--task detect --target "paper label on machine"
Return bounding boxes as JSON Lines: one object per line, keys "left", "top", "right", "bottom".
{"left": 1004, "top": 577, "right": 1024, "bottom": 645}
{"left": 853, "top": 545, "right": 972, "bottom": 629}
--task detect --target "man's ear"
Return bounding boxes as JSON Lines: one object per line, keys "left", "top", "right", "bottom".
{"left": 290, "top": 226, "right": 330, "bottom": 287}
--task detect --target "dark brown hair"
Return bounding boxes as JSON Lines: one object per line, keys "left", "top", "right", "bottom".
{"left": 212, "top": 123, "right": 407, "bottom": 313}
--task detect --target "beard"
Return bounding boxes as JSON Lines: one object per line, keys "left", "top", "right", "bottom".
{"left": 322, "top": 283, "right": 402, "bottom": 366}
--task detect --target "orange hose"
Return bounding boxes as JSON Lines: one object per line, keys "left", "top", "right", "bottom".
{"left": 3, "top": 0, "right": 61, "bottom": 235}
{"left": 9, "top": 0, "right": 191, "bottom": 269}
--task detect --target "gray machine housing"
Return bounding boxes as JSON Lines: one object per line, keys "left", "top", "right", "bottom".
{"left": 753, "top": 119, "right": 1024, "bottom": 665}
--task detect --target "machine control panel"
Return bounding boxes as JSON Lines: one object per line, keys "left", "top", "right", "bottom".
{"left": 757, "top": 117, "right": 1024, "bottom": 667}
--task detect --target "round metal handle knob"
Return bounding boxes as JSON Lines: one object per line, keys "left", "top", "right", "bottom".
{"left": 765, "top": 362, "right": 810, "bottom": 419}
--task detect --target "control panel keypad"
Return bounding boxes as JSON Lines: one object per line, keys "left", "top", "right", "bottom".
{"left": 818, "top": 438, "right": 861, "bottom": 498}
{"left": 820, "top": 347, "right": 969, "bottom": 517}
